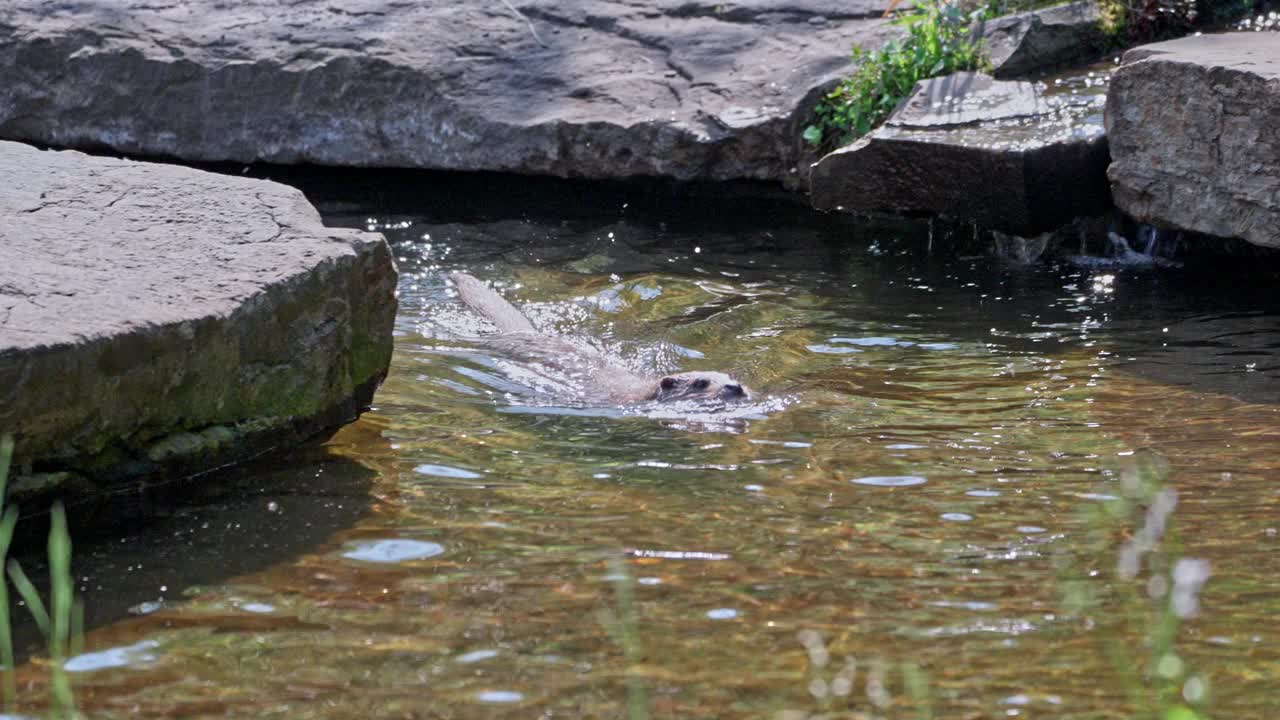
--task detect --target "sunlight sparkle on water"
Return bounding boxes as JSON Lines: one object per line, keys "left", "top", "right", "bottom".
{"left": 852, "top": 476, "right": 928, "bottom": 487}
{"left": 475, "top": 690, "right": 523, "bottom": 703}
{"left": 342, "top": 539, "right": 445, "bottom": 563}
{"left": 413, "top": 463, "right": 482, "bottom": 479}
{"left": 65, "top": 640, "right": 160, "bottom": 673}
{"left": 456, "top": 649, "right": 500, "bottom": 664}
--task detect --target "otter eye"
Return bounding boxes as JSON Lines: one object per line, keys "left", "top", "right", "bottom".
{"left": 692, "top": 378, "right": 711, "bottom": 390}
{"left": 660, "top": 377, "right": 679, "bottom": 390}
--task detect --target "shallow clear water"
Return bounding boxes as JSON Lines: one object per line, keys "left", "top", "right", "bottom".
{"left": 16, "top": 175, "right": 1280, "bottom": 718}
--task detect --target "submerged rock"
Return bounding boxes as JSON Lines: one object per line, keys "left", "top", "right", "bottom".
{"left": 809, "top": 71, "right": 1111, "bottom": 234}
{"left": 1106, "top": 33, "right": 1280, "bottom": 249}
{"left": 0, "top": 141, "right": 396, "bottom": 504}
{"left": 0, "top": 0, "right": 902, "bottom": 182}
{"left": 977, "top": 1, "right": 1111, "bottom": 78}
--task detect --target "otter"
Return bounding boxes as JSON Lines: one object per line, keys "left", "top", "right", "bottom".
{"left": 449, "top": 272, "right": 750, "bottom": 405}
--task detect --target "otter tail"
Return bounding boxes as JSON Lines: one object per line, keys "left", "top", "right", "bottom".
{"left": 449, "top": 272, "right": 538, "bottom": 334}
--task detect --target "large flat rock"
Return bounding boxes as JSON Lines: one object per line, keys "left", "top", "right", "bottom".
{"left": 1106, "top": 33, "right": 1280, "bottom": 248}
{"left": 0, "top": 141, "right": 397, "bottom": 503}
{"left": 0, "top": 0, "right": 903, "bottom": 182}
{"left": 809, "top": 71, "right": 1111, "bottom": 234}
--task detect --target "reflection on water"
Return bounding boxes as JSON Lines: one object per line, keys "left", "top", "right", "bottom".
{"left": 9, "top": 445, "right": 376, "bottom": 661}
{"left": 18, "top": 173, "right": 1280, "bottom": 718}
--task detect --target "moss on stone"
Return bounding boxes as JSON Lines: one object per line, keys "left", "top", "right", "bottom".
{"left": 9, "top": 471, "right": 95, "bottom": 502}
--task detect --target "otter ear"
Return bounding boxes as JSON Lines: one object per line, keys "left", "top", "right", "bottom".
{"left": 660, "top": 376, "right": 679, "bottom": 390}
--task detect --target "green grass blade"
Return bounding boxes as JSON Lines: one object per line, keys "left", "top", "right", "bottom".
{"left": 7, "top": 559, "right": 50, "bottom": 638}
{"left": 0, "top": 435, "right": 12, "bottom": 503}
{"left": 0, "top": 487, "right": 15, "bottom": 710}
{"left": 71, "top": 597, "right": 84, "bottom": 660}
{"left": 902, "top": 662, "right": 934, "bottom": 720}
{"left": 0, "top": 434, "right": 13, "bottom": 709}
{"left": 48, "top": 502, "right": 73, "bottom": 661}
{"left": 50, "top": 663, "right": 76, "bottom": 720}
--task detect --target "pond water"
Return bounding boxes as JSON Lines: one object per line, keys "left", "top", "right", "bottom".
{"left": 15, "top": 173, "right": 1280, "bottom": 718}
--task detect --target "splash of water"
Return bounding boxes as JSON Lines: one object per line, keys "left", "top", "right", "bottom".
{"left": 1070, "top": 228, "right": 1183, "bottom": 269}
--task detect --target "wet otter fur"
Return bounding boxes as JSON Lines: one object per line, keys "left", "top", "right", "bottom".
{"left": 449, "top": 272, "right": 750, "bottom": 405}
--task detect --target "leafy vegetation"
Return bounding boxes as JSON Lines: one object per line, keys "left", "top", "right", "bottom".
{"left": 596, "top": 449, "right": 1218, "bottom": 719}
{"left": 1100, "top": 0, "right": 1199, "bottom": 39}
{"left": 804, "top": 0, "right": 1262, "bottom": 154}
{"left": 0, "top": 435, "right": 83, "bottom": 719}
{"left": 802, "top": 0, "right": 991, "bottom": 153}
{"left": 1058, "top": 451, "right": 1214, "bottom": 720}
{"left": 1100, "top": 0, "right": 1260, "bottom": 42}
{"left": 597, "top": 555, "right": 649, "bottom": 720}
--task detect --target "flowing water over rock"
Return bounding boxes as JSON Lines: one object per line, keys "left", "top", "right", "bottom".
{"left": 19, "top": 174, "right": 1280, "bottom": 718}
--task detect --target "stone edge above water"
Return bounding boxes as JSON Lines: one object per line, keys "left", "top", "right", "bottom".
{"left": 0, "top": 141, "right": 398, "bottom": 509}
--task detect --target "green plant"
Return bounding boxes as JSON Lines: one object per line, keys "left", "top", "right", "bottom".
{"left": 0, "top": 435, "right": 83, "bottom": 719}
{"left": 597, "top": 555, "right": 649, "bottom": 720}
{"left": 781, "top": 633, "right": 934, "bottom": 719}
{"left": 1097, "top": 0, "right": 1192, "bottom": 39}
{"left": 1059, "top": 451, "right": 1213, "bottom": 720}
{"left": 803, "top": 1, "right": 990, "bottom": 152}
{"left": 1099, "top": 0, "right": 1255, "bottom": 42}
{"left": 0, "top": 436, "right": 17, "bottom": 710}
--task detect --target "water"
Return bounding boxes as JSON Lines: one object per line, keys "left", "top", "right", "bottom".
{"left": 15, "top": 173, "right": 1280, "bottom": 718}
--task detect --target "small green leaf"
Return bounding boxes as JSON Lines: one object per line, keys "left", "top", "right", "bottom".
{"left": 1164, "top": 706, "right": 1201, "bottom": 720}
{"left": 802, "top": 125, "right": 824, "bottom": 146}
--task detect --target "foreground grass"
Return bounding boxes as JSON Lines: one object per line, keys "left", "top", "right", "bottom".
{"left": 0, "top": 436, "right": 82, "bottom": 719}
{"left": 600, "top": 449, "right": 1216, "bottom": 719}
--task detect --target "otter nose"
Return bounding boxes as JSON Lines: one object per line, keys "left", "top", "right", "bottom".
{"left": 722, "top": 383, "right": 746, "bottom": 399}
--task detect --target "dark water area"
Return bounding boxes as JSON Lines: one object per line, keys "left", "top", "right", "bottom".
{"left": 15, "top": 170, "right": 1280, "bottom": 718}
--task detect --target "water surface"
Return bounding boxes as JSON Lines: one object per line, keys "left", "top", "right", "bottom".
{"left": 21, "top": 174, "right": 1280, "bottom": 718}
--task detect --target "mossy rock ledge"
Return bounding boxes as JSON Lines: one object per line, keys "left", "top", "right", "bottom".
{"left": 0, "top": 141, "right": 397, "bottom": 508}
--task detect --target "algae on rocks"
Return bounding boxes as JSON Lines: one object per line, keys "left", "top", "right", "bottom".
{"left": 0, "top": 141, "right": 397, "bottom": 506}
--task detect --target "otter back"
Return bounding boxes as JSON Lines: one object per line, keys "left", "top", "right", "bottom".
{"left": 450, "top": 272, "right": 537, "bottom": 334}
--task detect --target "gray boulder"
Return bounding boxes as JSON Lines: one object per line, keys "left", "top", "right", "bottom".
{"left": 0, "top": 0, "right": 903, "bottom": 182}
{"left": 1106, "top": 33, "right": 1280, "bottom": 249}
{"left": 977, "top": 1, "right": 1111, "bottom": 78}
{"left": 809, "top": 72, "right": 1111, "bottom": 234}
{"left": 0, "top": 141, "right": 396, "bottom": 504}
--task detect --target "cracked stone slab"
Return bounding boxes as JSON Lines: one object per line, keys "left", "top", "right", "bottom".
{"left": 1106, "top": 32, "right": 1280, "bottom": 249}
{"left": 809, "top": 72, "right": 1111, "bottom": 234}
{"left": 0, "top": 0, "right": 904, "bottom": 182}
{"left": 0, "top": 141, "right": 397, "bottom": 502}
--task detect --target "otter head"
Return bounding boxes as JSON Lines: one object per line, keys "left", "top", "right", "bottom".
{"left": 650, "top": 371, "right": 750, "bottom": 403}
